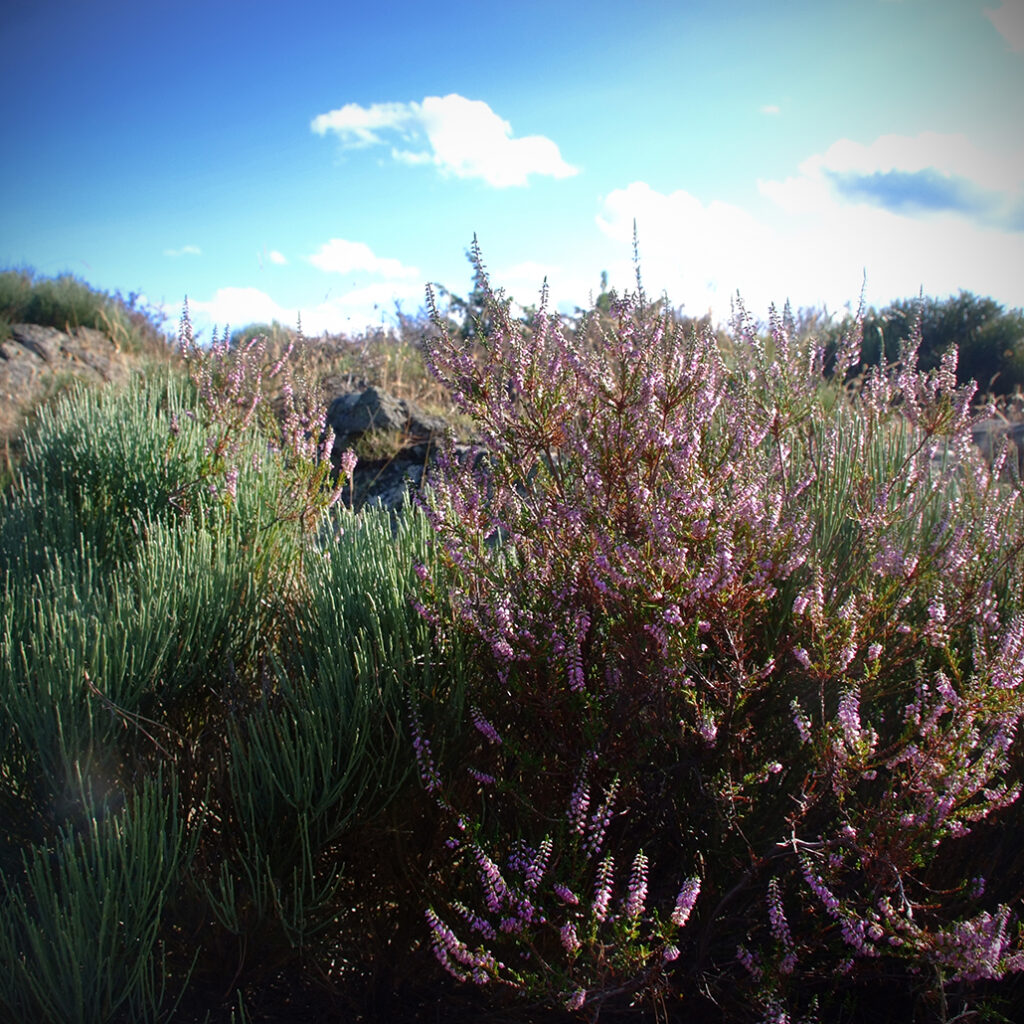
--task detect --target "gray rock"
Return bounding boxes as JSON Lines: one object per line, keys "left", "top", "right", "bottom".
{"left": 326, "top": 386, "right": 449, "bottom": 454}
{"left": 326, "top": 386, "right": 460, "bottom": 511}
{"left": 1, "top": 323, "right": 130, "bottom": 443}
{"left": 971, "top": 418, "right": 1024, "bottom": 478}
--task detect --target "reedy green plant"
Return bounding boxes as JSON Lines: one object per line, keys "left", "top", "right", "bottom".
{"left": 201, "top": 502, "right": 470, "bottom": 984}
{"left": 0, "top": 776, "right": 197, "bottom": 1024}
{"left": 0, "top": 369, "right": 219, "bottom": 576}
{"left": 0, "top": 318, "right": 388, "bottom": 1016}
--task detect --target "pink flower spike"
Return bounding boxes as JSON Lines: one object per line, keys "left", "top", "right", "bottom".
{"left": 671, "top": 877, "right": 701, "bottom": 928}
{"left": 565, "top": 988, "right": 586, "bottom": 1012}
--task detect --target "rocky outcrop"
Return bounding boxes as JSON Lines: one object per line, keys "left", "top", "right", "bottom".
{"left": 326, "top": 386, "right": 449, "bottom": 456}
{"left": 0, "top": 323, "right": 131, "bottom": 443}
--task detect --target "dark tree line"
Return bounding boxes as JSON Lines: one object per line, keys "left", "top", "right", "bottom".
{"left": 826, "top": 290, "right": 1024, "bottom": 397}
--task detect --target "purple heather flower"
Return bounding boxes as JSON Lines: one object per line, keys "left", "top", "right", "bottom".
{"left": 474, "top": 848, "right": 510, "bottom": 914}
{"left": 565, "top": 988, "right": 586, "bottom": 1012}
{"left": 767, "top": 877, "right": 796, "bottom": 972}
{"left": 592, "top": 853, "right": 615, "bottom": 922}
{"left": 560, "top": 921, "right": 581, "bottom": 953}
{"left": 791, "top": 699, "right": 812, "bottom": 744}
{"left": 671, "top": 877, "right": 700, "bottom": 928}
{"left": 568, "top": 775, "right": 590, "bottom": 835}
{"left": 736, "top": 944, "right": 762, "bottom": 980}
{"left": 663, "top": 603, "right": 684, "bottom": 626}
{"left": 584, "top": 779, "right": 619, "bottom": 857}
{"left": 800, "top": 858, "right": 841, "bottom": 918}
{"left": 624, "top": 851, "right": 649, "bottom": 919}
{"left": 696, "top": 710, "right": 719, "bottom": 746}
{"left": 524, "top": 837, "right": 552, "bottom": 890}
{"left": 553, "top": 883, "right": 579, "bottom": 905}
{"left": 838, "top": 687, "right": 862, "bottom": 747}
{"left": 470, "top": 706, "right": 502, "bottom": 744}
{"left": 339, "top": 447, "right": 358, "bottom": 480}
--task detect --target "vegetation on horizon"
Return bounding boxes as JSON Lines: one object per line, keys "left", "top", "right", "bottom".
{"left": 0, "top": 267, "right": 174, "bottom": 358}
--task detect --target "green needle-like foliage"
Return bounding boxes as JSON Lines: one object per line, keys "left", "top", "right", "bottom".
{"left": 0, "top": 776, "right": 195, "bottom": 1024}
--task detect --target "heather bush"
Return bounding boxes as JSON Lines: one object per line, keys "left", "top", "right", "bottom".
{"left": 411, "top": 245, "right": 1024, "bottom": 1021}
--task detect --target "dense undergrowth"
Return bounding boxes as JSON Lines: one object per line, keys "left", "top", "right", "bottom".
{"left": 1, "top": 255, "right": 1024, "bottom": 1023}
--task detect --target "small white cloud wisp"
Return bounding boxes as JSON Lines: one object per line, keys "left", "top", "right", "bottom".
{"left": 311, "top": 93, "right": 578, "bottom": 188}
{"left": 164, "top": 245, "right": 202, "bottom": 258}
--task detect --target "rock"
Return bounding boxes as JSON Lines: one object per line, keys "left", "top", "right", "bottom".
{"left": 326, "top": 386, "right": 464, "bottom": 511}
{"left": 971, "top": 417, "right": 1024, "bottom": 478}
{"left": 0, "top": 324, "right": 130, "bottom": 444}
{"left": 326, "top": 386, "right": 448, "bottom": 454}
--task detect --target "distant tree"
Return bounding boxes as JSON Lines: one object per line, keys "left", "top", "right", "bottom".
{"left": 426, "top": 239, "right": 516, "bottom": 343}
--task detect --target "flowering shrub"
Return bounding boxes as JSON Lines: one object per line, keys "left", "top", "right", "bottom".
{"left": 176, "top": 302, "right": 348, "bottom": 532}
{"left": 411, "top": 244, "right": 1024, "bottom": 1020}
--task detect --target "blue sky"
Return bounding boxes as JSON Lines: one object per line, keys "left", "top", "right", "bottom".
{"left": 2, "top": 0, "right": 1022, "bottom": 339}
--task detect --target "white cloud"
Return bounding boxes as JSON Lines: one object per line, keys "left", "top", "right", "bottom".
{"left": 814, "top": 132, "right": 1020, "bottom": 194}
{"left": 186, "top": 281, "right": 430, "bottom": 339}
{"left": 268, "top": 250, "right": 287, "bottom": 265}
{"left": 596, "top": 165, "right": 1024, "bottom": 325}
{"left": 164, "top": 244, "right": 201, "bottom": 257}
{"left": 986, "top": 1, "right": 1024, "bottom": 52}
{"left": 596, "top": 182, "right": 783, "bottom": 319}
{"left": 311, "top": 93, "right": 578, "bottom": 188}
{"left": 332, "top": 280, "right": 427, "bottom": 317}
{"left": 760, "top": 104, "right": 781, "bottom": 115}
{"left": 308, "top": 238, "right": 419, "bottom": 279}
{"left": 490, "top": 260, "right": 567, "bottom": 311}
{"left": 757, "top": 132, "right": 1024, "bottom": 227}
{"left": 189, "top": 287, "right": 289, "bottom": 329}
